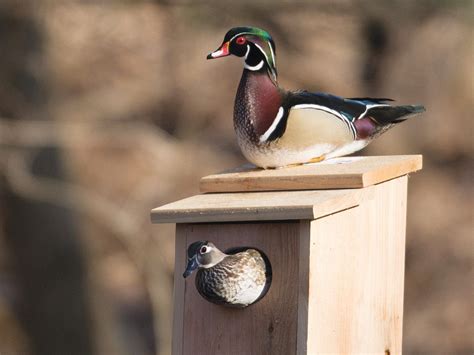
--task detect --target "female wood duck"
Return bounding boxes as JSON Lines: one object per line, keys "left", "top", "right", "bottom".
{"left": 207, "top": 26, "right": 425, "bottom": 168}
{"left": 183, "top": 241, "right": 272, "bottom": 307}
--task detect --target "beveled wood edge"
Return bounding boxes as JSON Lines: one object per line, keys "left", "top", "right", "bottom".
{"left": 151, "top": 207, "right": 317, "bottom": 224}
{"left": 151, "top": 184, "right": 371, "bottom": 224}
{"left": 199, "top": 155, "right": 423, "bottom": 193}
{"left": 361, "top": 155, "right": 423, "bottom": 187}
{"left": 150, "top": 204, "right": 362, "bottom": 225}
{"left": 200, "top": 173, "right": 365, "bottom": 193}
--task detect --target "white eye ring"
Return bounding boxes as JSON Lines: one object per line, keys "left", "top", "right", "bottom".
{"left": 200, "top": 246, "right": 208, "bottom": 254}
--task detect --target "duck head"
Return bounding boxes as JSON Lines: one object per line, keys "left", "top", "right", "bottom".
{"left": 207, "top": 26, "right": 277, "bottom": 82}
{"left": 183, "top": 241, "right": 227, "bottom": 278}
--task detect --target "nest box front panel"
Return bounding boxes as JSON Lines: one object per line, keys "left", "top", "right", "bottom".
{"left": 175, "top": 221, "right": 304, "bottom": 355}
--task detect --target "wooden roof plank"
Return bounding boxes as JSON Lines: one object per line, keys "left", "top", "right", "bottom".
{"left": 200, "top": 155, "right": 422, "bottom": 193}
{"left": 151, "top": 189, "right": 363, "bottom": 224}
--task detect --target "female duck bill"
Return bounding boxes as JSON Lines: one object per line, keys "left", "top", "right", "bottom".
{"left": 183, "top": 255, "right": 199, "bottom": 278}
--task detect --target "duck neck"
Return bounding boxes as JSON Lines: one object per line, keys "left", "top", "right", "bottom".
{"left": 234, "top": 68, "right": 282, "bottom": 143}
{"left": 205, "top": 250, "right": 227, "bottom": 268}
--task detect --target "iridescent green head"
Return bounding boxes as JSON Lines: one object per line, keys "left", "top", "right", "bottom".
{"left": 207, "top": 26, "right": 277, "bottom": 82}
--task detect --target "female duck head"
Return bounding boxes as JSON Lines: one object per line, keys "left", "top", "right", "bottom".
{"left": 182, "top": 241, "right": 226, "bottom": 278}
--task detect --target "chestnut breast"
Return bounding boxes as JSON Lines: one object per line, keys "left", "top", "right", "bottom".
{"left": 234, "top": 70, "right": 282, "bottom": 142}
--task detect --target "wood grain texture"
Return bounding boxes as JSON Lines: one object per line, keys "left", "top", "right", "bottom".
{"left": 151, "top": 189, "right": 363, "bottom": 224}
{"left": 200, "top": 155, "right": 422, "bottom": 193}
{"left": 305, "top": 176, "right": 407, "bottom": 354}
{"left": 164, "top": 162, "right": 413, "bottom": 353}
{"left": 173, "top": 222, "right": 305, "bottom": 355}
{"left": 296, "top": 221, "right": 311, "bottom": 355}
{"left": 171, "top": 226, "right": 187, "bottom": 355}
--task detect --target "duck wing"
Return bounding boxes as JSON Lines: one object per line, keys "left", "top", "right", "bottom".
{"left": 261, "top": 91, "right": 423, "bottom": 142}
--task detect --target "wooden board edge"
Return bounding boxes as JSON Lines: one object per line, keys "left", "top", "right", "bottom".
{"left": 171, "top": 225, "right": 187, "bottom": 355}
{"left": 151, "top": 188, "right": 364, "bottom": 224}
{"left": 311, "top": 189, "right": 363, "bottom": 220}
{"left": 361, "top": 155, "right": 423, "bottom": 187}
{"left": 200, "top": 155, "right": 423, "bottom": 193}
{"left": 200, "top": 174, "right": 365, "bottom": 193}
{"left": 151, "top": 206, "right": 317, "bottom": 224}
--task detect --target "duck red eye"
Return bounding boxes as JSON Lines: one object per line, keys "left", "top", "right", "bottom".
{"left": 236, "top": 36, "right": 246, "bottom": 45}
{"left": 200, "top": 246, "right": 208, "bottom": 253}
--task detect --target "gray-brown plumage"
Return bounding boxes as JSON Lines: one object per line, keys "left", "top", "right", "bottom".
{"left": 183, "top": 241, "right": 271, "bottom": 307}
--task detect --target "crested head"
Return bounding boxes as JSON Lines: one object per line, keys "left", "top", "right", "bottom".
{"left": 183, "top": 241, "right": 227, "bottom": 278}
{"left": 207, "top": 26, "right": 277, "bottom": 82}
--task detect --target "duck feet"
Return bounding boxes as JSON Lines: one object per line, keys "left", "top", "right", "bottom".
{"left": 307, "top": 155, "right": 326, "bottom": 164}
{"left": 282, "top": 162, "right": 304, "bottom": 168}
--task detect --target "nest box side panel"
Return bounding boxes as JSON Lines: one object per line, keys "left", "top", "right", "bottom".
{"left": 173, "top": 221, "right": 306, "bottom": 355}
{"left": 306, "top": 176, "right": 408, "bottom": 354}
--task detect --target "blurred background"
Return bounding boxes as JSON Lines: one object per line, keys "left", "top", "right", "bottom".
{"left": 0, "top": 0, "right": 472, "bottom": 354}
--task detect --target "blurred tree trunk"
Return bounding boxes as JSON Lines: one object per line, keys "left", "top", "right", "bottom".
{"left": 361, "top": 16, "right": 389, "bottom": 93}
{"left": 0, "top": 2, "right": 95, "bottom": 354}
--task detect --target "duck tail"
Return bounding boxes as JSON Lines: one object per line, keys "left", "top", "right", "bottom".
{"left": 368, "top": 104, "right": 425, "bottom": 125}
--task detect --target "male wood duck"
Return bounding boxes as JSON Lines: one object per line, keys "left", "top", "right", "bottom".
{"left": 183, "top": 241, "right": 271, "bottom": 307}
{"left": 207, "top": 26, "right": 425, "bottom": 168}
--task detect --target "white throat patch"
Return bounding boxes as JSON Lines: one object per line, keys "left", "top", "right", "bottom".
{"left": 244, "top": 60, "right": 264, "bottom": 71}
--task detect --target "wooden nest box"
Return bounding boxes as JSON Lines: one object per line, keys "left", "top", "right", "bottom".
{"left": 151, "top": 155, "right": 422, "bottom": 355}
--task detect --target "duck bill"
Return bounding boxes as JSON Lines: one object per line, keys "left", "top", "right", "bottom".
{"left": 207, "top": 41, "right": 230, "bottom": 59}
{"left": 183, "top": 256, "right": 199, "bottom": 278}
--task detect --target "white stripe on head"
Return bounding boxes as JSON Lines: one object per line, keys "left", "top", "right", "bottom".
{"left": 254, "top": 41, "right": 277, "bottom": 80}
{"left": 233, "top": 32, "right": 277, "bottom": 79}
{"left": 244, "top": 44, "right": 250, "bottom": 60}
{"left": 229, "top": 32, "right": 253, "bottom": 43}
{"left": 228, "top": 31, "right": 274, "bottom": 64}
{"left": 268, "top": 42, "right": 276, "bottom": 67}
{"left": 260, "top": 106, "right": 285, "bottom": 143}
{"left": 253, "top": 43, "right": 269, "bottom": 63}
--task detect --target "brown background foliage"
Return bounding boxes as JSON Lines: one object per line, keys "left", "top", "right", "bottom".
{"left": 0, "top": 1, "right": 472, "bottom": 354}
